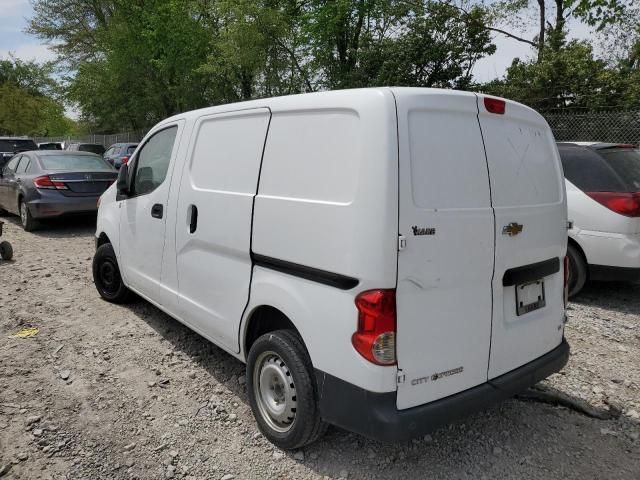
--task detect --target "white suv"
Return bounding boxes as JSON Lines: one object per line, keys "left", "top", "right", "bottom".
{"left": 93, "top": 88, "right": 569, "bottom": 448}
{"left": 558, "top": 142, "right": 640, "bottom": 296}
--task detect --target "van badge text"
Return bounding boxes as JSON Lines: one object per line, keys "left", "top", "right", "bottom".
{"left": 412, "top": 226, "right": 436, "bottom": 236}
{"left": 410, "top": 366, "right": 464, "bottom": 386}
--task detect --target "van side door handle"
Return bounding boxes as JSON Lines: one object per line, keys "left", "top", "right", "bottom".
{"left": 189, "top": 205, "right": 198, "bottom": 233}
{"left": 151, "top": 203, "right": 163, "bottom": 219}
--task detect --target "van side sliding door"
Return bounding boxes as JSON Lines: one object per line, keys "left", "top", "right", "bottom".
{"left": 174, "top": 108, "right": 271, "bottom": 352}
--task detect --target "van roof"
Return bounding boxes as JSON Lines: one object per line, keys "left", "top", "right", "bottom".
{"left": 156, "top": 87, "right": 541, "bottom": 127}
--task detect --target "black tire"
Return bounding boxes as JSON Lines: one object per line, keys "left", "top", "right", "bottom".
{"left": 0, "top": 241, "right": 13, "bottom": 260}
{"left": 92, "top": 243, "right": 132, "bottom": 303}
{"left": 567, "top": 243, "right": 587, "bottom": 298}
{"left": 19, "top": 200, "right": 38, "bottom": 232}
{"left": 247, "top": 329, "right": 327, "bottom": 449}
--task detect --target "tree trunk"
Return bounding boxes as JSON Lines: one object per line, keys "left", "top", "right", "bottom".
{"left": 536, "top": 0, "right": 546, "bottom": 62}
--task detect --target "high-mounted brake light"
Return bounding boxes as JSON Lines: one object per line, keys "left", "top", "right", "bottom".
{"left": 352, "top": 289, "right": 396, "bottom": 365}
{"left": 33, "top": 175, "right": 68, "bottom": 190}
{"left": 484, "top": 97, "right": 506, "bottom": 115}
{"left": 586, "top": 192, "right": 640, "bottom": 217}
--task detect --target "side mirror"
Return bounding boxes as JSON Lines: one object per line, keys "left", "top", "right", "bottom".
{"left": 116, "top": 163, "right": 130, "bottom": 198}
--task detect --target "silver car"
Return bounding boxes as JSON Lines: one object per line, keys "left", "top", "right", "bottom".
{"left": 0, "top": 150, "right": 117, "bottom": 231}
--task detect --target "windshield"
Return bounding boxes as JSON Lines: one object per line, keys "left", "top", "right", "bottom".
{"left": 78, "top": 144, "right": 106, "bottom": 155}
{"left": 40, "top": 154, "right": 114, "bottom": 171}
{"left": 0, "top": 139, "right": 37, "bottom": 152}
{"left": 596, "top": 148, "right": 640, "bottom": 191}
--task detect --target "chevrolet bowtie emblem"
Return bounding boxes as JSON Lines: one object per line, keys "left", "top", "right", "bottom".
{"left": 502, "top": 222, "right": 523, "bottom": 236}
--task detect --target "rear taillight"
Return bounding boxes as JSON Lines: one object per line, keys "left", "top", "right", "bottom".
{"left": 586, "top": 192, "right": 640, "bottom": 217}
{"left": 563, "top": 255, "right": 569, "bottom": 308}
{"left": 352, "top": 289, "right": 396, "bottom": 365}
{"left": 484, "top": 97, "right": 506, "bottom": 115}
{"left": 121, "top": 156, "right": 129, "bottom": 165}
{"left": 33, "top": 175, "right": 67, "bottom": 190}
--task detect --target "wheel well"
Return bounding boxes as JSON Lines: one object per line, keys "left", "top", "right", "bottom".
{"left": 97, "top": 232, "right": 110, "bottom": 248}
{"left": 244, "top": 306, "right": 301, "bottom": 356}
{"left": 568, "top": 237, "right": 587, "bottom": 264}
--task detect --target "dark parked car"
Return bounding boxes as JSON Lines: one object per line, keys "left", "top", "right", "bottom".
{"left": 0, "top": 137, "right": 38, "bottom": 169}
{"left": 66, "top": 142, "right": 106, "bottom": 156}
{"left": 0, "top": 151, "right": 117, "bottom": 231}
{"left": 38, "top": 142, "right": 63, "bottom": 150}
{"left": 103, "top": 142, "right": 138, "bottom": 169}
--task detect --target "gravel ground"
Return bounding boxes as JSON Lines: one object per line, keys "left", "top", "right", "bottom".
{"left": 0, "top": 216, "right": 638, "bottom": 480}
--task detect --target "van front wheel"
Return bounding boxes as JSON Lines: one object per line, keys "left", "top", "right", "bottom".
{"left": 247, "top": 330, "right": 327, "bottom": 449}
{"left": 92, "top": 243, "right": 132, "bottom": 303}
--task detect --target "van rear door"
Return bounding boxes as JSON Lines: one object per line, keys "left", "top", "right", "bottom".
{"left": 477, "top": 97, "right": 566, "bottom": 379}
{"left": 394, "top": 90, "right": 494, "bottom": 410}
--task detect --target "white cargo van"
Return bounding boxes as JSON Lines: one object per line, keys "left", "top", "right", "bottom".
{"left": 93, "top": 88, "right": 570, "bottom": 449}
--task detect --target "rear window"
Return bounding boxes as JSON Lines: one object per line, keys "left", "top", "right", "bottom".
{"left": 39, "top": 143, "right": 62, "bottom": 150}
{"left": 597, "top": 148, "right": 640, "bottom": 191}
{"left": 558, "top": 145, "right": 626, "bottom": 192}
{"left": 78, "top": 144, "right": 106, "bottom": 155}
{"left": 0, "top": 139, "right": 37, "bottom": 152}
{"left": 126, "top": 145, "right": 137, "bottom": 155}
{"left": 40, "top": 154, "right": 113, "bottom": 171}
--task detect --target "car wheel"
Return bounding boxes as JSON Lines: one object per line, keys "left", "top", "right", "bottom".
{"left": 19, "top": 200, "right": 37, "bottom": 232}
{"left": 0, "top": 241, "right": 13, "bottom": 260}
{"left": 247, "top": 329, "right": 327, "bottom": 449}
{"left": 567, "top": 243, "right": 587, "bottom": 297}
{"left": 92, "top": 243, "right": 132, "bottom": 303}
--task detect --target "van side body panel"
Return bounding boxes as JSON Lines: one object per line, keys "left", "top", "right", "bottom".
{"left": 252, "top": 90, "right": 398, "bottom": 287}
{"left": 174, "top": 108, "right": 271, "bottom": 352}
{"left": 249, "top": 89, "right": 399, "bottom": 392}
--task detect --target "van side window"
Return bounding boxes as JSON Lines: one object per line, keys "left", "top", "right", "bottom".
{"left": 132, "top": 126, "right": 178, "bottom": 196}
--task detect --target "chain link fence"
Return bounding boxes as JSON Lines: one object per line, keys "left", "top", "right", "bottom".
{"left": 33, "top": 111, "right": 640, "bottom": 147}
{"left": 33, "top": 130, "right": 148, "bottom": 147}
{"left": 543, "top": 110, "right": 640, "bottom": 144}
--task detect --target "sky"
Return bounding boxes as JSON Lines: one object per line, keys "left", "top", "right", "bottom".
{"left": 0, "top": 0, "right": 596, "bottom": 89}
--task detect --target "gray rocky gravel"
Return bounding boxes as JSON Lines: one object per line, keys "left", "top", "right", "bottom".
{"left": 0, "top": 217, "right": 638, "bottom": 479}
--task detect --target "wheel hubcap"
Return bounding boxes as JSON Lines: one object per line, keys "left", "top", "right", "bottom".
{"left": 253, "top": 352, "right": 297, "bottom": 432}
{"left": 99, "top": 260, "right": 118, "bottom": 293}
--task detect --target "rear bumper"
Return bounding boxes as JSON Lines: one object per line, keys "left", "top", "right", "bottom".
{"left": 27, "top": 195, "right": 99, "bottom": 219}
{"left": 315, "top": 338, "right": 569, "bottom": 443}
{"left": 589, "top": 264, "right": 640, "bottom": 282}
{"left": 572, "top": 230, "right": 640, "bottom": 269}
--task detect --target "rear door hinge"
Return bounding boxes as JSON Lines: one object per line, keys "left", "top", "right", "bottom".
{"left": 397, "top": 370, "right": 406, "bottom": 385}
{"left": 398, "top": 234, "right": 406, "bottom": 251}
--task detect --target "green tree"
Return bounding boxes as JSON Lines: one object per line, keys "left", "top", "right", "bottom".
{"left": 0, "top": 57, "right": 73, "bottom": 136}
{"left": 485, "top": 40, "right": 640, "bottom": 111}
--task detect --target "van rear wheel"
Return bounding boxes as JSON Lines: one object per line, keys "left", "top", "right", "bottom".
{"left": 567, "top": 243, "right": 587, "bottom": 297}
{"left": 92, "top": 243, "right": 132, "bottom": 303}
{"left": 246, "top": 330, "right": 327, "bottom": 449}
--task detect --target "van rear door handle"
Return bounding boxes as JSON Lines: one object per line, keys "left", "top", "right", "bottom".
{"left": 189, "top": 205, "right": 198, "bottom": 233}
{"left": 151, "top": 203, "right": 163, "bottom": 219}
